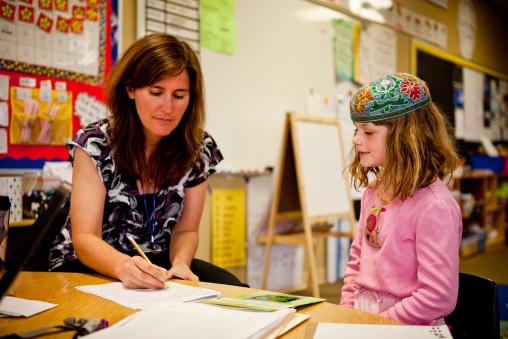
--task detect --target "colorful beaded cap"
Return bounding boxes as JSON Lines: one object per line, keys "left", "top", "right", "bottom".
{"left": 350, "top": 73, "right": 431, "bottom": 122}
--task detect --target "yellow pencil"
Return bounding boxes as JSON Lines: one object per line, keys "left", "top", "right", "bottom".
{"left": 127, "top": 235, "right": 152, "bottom": 264}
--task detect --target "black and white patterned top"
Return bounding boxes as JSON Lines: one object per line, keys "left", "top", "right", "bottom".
{"left": 48, "top": 119, "right": 223, "bottom": 271}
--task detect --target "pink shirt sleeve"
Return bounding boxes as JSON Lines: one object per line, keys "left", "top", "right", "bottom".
{"left": 339, "top": 228, "right": 362, "bottom": 307}
{"left": 339, "top": 190, "right": 369, "bottom": 308}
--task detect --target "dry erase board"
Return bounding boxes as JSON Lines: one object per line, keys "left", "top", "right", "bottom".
{"left": 201, "top": 0, "right": 345, "bottom": 172}
{"left": 292, "top": 116, "right": 351, "bottom": 217}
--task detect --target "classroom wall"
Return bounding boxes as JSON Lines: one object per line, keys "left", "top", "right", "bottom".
{"left": 123, "top": 1, "right": 508, "bottom": 74}
{"left": 381, "top": 0, "right": 508, "bottom": 75}
{"left": 92, "top": 0, "right": 508, "bottom": 291}
{"left": 121, "top": 0, "right": 508, "bottom": 173}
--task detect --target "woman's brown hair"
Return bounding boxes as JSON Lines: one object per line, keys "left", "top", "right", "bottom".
{"left": 346, "top": 102, "right": 459, "bottom": 202}
{"left": 105, "top": 33, "right": 205, "bottom": 188}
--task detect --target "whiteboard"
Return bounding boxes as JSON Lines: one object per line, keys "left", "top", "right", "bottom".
{"left": 201, "top": 0, "right": 348, "bottom": 172}
{"left": 293, "top": 117, "right": 351, "bottom": 217}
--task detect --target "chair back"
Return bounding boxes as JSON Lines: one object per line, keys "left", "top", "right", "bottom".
{"left": 445, "top": 272, "right": 500, "bottom": 339}
{"left": 23, "top": 203, "right": 69, "bottom": 271}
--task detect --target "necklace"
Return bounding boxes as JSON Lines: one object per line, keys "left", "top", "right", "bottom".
{"left": 141, "top": 186, "right": 162, "bottom": 253}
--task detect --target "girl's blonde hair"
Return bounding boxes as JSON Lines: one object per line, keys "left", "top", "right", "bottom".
{"left": 346, "top": 101, "right": 459, "bottom": 202}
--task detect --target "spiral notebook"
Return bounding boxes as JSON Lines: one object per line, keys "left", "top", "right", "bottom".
{"left": 312, "top": 323, "right": 453, "bottom": 339}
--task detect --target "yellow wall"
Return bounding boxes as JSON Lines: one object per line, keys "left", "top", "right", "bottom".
{"left": 314, "top": 0, "right": 508, "bottom": 77}
{"left": 120, "top": 1, "right": 137, "bottom": 55}
{"left": 402, "top": 0, "right": 508, "bottom": 77}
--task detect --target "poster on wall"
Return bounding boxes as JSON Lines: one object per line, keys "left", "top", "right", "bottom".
{"left": 137, "top": 0, "right": 200, "bottom": 53}
{"left": 0, "top": 0, "right": 107, "bottom": 84}
{"left": 0, "top": 0, "right": 117, "bottom": 168}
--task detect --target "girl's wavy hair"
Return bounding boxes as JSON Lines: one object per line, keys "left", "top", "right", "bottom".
{"left": 345, "top": 102, "right": 459, "bottom": 202}
{"left": 105, "top": 33, "right": 205, "bottom": 188}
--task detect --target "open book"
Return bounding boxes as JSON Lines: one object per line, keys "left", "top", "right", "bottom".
{"left": 200, "top": 291, "right": 325, "bottom": 311}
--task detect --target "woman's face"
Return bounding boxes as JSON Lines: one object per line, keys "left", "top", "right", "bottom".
{"left": 352, "top": 122, "right": 388, "bottom": 168}
{"left": 127, "top": 71, "right": 191, "bottom": 144}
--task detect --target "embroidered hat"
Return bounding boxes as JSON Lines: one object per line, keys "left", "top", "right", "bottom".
{"left": 350, "top": 73, "right": 431, "bottom": 122}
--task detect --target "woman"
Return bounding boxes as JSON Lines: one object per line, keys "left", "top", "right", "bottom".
{"left": 48, "top": 33, "right": 244, "bottom": 288}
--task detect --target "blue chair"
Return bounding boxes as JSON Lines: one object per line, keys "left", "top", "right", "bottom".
{"left": 445, "top": 273, "right": 500, "bottom": 339}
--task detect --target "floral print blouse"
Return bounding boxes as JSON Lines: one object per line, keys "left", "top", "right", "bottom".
{"left": 48, "top": 119, "right": 223, "bottom": 271}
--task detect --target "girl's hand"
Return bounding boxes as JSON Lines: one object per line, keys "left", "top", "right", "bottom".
{"left": 166, "top": 263, "right": 199, "bottom": 281}
{"left": 119, "top": 256, "right": 168, "bottom": 289}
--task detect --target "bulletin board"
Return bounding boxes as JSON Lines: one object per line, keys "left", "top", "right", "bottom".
{"left": 0, "top": 0, "right": 118, "bottom": 169}
{"left": 413, "top": 41, "right": 508, "bottom": 143}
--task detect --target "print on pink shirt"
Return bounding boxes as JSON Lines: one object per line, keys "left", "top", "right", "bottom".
{"left": 365, "top": 206, "right": 386, "bottom": 247}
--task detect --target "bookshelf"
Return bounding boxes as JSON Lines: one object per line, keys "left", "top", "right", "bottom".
{"left": 455, "top": 172, "right": 506, "bottom": 257}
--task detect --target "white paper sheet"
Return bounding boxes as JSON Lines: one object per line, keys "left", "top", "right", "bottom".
{"left": 463, "top": 67, "right": 484, "bottom": 142}
{"left": 76, "top": 281, "right": 220, "bottom": 310}
{"left": 0, "top": 296, "right": 57, "bottom": 317}
{"left": 0, "top": 128, "right": 7, "bottom": 154}
{"left": 86, "top": 302, "right": 295, "bottom": 339}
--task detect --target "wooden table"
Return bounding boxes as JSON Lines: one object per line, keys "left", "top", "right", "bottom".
{"left": 0, "top": 272, "right": 400, "bottom": 338}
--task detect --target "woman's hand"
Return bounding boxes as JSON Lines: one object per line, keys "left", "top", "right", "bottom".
{"left": 119, "top": 256, "right": 168, "bottom": 289}
{"left": 166, "top": 263, "right": 199, "bottom": 281}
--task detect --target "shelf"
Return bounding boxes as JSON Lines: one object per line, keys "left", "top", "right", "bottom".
{"left": 258, "top": 230, "right": 353, "bottom": 246}
{"left": 10, "top": 219, "right": 36, "bottom": 227}
{"left": 486, "top": 205, "right": 503, "bottom": 213}
{"left": 455, "top": 173, "right": 506, "bottom": 257}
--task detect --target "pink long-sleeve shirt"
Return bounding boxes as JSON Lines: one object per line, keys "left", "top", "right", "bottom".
{"left": 340, "top": 178, "right": 463, "bottom": 325}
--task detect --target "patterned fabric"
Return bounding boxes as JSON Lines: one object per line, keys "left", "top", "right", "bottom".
{"left": 48, "top": 119, "right": 223, "bottom": 271}
{"left": 340, "top": 179, "right": 462, "bottom": 325}
{"left": 350, "top": 73, "right": 431, "bottom": 122}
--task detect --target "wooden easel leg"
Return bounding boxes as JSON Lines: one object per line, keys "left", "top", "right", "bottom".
{"left": 304, "top": 221, "right": 320, "bottom": 297}
{"left": 261, "top": 235, "right": 273, "bottom": 290}
{"left": 261, "top": 211, "right": 277, "bottom": 290}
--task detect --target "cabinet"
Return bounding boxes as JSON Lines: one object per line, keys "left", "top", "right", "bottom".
{"left": 454, "top": 173, "right": 506, "bottom": 257}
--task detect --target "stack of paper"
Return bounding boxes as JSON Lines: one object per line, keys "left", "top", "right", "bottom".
{"left": 0, "top": 296, "right": 57, "bottom": 317}
{"left": 76, "top": 282, "right": 309, "bottom": 338}
{"left": 85, "top": 302, "right": 297, "bottom": 339}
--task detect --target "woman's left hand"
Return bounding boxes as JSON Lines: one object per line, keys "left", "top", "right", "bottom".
{"left": 166, "top": 263, "right": 199, "bottom": 281}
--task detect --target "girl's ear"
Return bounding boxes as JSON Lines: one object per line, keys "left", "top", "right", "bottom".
{"left": 126, "top": 86, "right": 135, "bottom": 99}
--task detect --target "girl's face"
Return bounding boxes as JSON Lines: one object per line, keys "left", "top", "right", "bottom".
{"left": 127, "top": 71, "right": 191, "bottom": 144}
{"left": 352, "top": 122, "right": 388, "bottom": 168}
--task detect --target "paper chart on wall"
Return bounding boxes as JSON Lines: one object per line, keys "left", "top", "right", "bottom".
{"left": 0, "top": 1, "right": 105, "bottom": 79}
{"left": 357, "top": 22, "right": 397, "bottom": 84}
{"left": 463, "top": 67, "right": 484, "bottom": 142}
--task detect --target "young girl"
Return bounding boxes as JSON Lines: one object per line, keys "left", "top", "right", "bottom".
{"left": 340, "top": 73, "right": 463, "bottom": 325}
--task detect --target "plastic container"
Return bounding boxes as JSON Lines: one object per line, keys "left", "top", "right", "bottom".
{"left": 470, "top": 155, "right": 505, "bottom": 174}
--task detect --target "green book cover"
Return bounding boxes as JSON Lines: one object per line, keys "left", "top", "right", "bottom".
{"left": 200, "top": 292, "right": 326, "bottom": 312}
